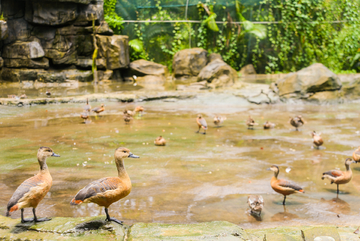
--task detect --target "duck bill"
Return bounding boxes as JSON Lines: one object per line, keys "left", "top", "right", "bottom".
{"left": 52, "top": 153, "right": 60, "bottom": 157}
{"left": 266, "top": 168, "right": 271, "bottom": 171}
{"left": 128, "top": 153, "right": 140, "bottom": 158}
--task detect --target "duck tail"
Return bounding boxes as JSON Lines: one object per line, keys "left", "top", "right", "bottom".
{"left": 298, "top": 189, "right": 305, "bottom": 193}
{"left": 7, "top": 204, "right": 18, "bottom": 216}
{"left": 70, "top": 198, "right": 83, "bottom": 205}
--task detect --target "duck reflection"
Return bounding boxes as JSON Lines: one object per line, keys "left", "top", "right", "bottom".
{"left": 271, "top": 205, "right": 298, "bottom": 222}
{"left": 320, "top": 197, "right": 350, "bottom": 215}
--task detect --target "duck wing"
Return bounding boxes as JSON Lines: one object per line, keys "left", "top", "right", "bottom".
{"left": 7, "top": 175, "right": 46, "bottom": 215}
{"left": 199, "top": 118, "right": 207, "bottom": 128}
{"left": 70, "top": 177, "right": 120, "bottom": 205}
{"left": 323, "top": 170, "right": 343, "bottom": 178}
{"left": 92, "top": 107, "right": 100, "bottom": 112}
{"left": 278, "top": 179, "right": 303, "bottom": 192}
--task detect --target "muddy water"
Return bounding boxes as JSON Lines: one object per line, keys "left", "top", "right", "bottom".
{"left": 0, "top": 94, "right": 360, "bottom": 229}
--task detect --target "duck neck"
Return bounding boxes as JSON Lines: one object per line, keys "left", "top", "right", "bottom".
{"left": 273, "top": 170, "right": 279, "bottom": 179}
{"left": 38, "top": 156, "right": 49, "bottom": 172}
{"left": 345, "top": 164, "right": 351, "bottom": 172}
{"left": 116, "top": 158, "right": 130, "bottom": 180}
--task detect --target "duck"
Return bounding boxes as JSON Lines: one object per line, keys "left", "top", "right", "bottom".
{"left": 246, "top": 116, "right": 258, "bottom": 129}
{"left": 154, "top": 136, "right": 166, "bottom": 146}
{"left": 6, "top": 147, "right": 60, "bottom": 223}
{"left": 322, "top": 158, "right": 355, "bottom": 195}
{"left": 352, "top": 146, "right": 360, "bottom": 162}
{"left": 263, "top": 121, "right": 275, "bottom": 129}
{"left": 312, "top": 131, "right": 323, "bottom": 149}
{"left": 267, "top": 165, "right": 304, "bottom": 205}
{"left": 124, "top": 106, "right": 144, "bottom": 117}
{"left": 289, "top": 115, "right": 305, "bottom": 131}
{"left": 123, "top": 113, "right": 132, "bottom": 124}
{"left": 70, "top": 147, "right": 139, "bottom": 224}
{"left": 45, "top": 90, "right": 51, "bottom": 97}
{"left": 92, "top": 104, "right": 105, "bottom": 114}
{"left": 247, "top": 195, "right": 264, "bottom": 216}
{"left": 213, "top": 115, "right": 226, "bottom": 127}
{"left": 80, "top": 112, "right": 90, "bottom": 123}
{"left": 196, "top": 115, "right": 207, "bottom": 134}
{"left": 84, "top": 98, "right": 91, "bottom": 112}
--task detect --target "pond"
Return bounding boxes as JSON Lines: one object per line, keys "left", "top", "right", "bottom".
{"left": 0, "top": 92, "right": 360, "bottom": 229}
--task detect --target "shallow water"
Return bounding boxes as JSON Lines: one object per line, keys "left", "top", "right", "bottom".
{"left": 0, "top": 94, "right": 360, "bottom": 229}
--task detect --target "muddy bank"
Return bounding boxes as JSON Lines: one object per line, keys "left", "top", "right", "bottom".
{"left": 0, "top": 215, "right": 358, "bottom": 240}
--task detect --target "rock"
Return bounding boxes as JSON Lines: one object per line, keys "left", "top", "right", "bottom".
{"left": 240, "top": 64, "right": 256, "bottom": 75}
{"left": 77, "top": 1, "right": 104, "bottom": 22}
{"left": 136, "top": 75, "right": 166, "bottom": 90}
{"left": 1, "top": 68, "right": 43, "bottom": 82}
{"left": 247, "top": 90, "right": 271, "bottom": 105}
{"left": 342, "top": 77, "right": 360, "bottom": 100}
{"left": 3, "top": 41, "right": 45, "bottom": 59}
{"left": 31, "top": 26, "right": 57, "bottom": 41}
{"left": 61, "top": 69, "right": 93, "bottom": 82}
{"left": 4, "top": 18, "right": 32, "bottom": 44}
{"left": 177, "top": 81, "right": 209, "bottom": 91}
{"left": 96, "top": 35, "right": 130, "bottom": 69}
{"left": 2, "top": 0, "right": 25, "bottom": 20}
{"left": 0, "top": 20, "right": 8, "bottom": 40}
{"left": 129, "top": 59, "right": 168, "bottom": 77}
{"left": 314, "top": 237, "right": 335, "bottom": 241}
{"left": 173, "top": 48, "right": 208, "bottom": 78}
{"left": 301, "top": 227, "right": 340, "bottom": 241}
{"left": 76, "top": 58, "right": 106, "bottom": 69}
{"left": 4, "top": 58, "right": 49, "bottom": 69}
{"left": 197, "top": 59, "right": 237, "bottom": 88}
{"left": 85, "top": 21, "right": 113, "bottom": 35}
{"left": 265, "top": 233, "right": 298, "bottom": 241}
{"left": 42, "top": 0, "right": 92, "bottom": 3}
{"left": 209, "top": 53, "right": 223, "bottom": 62}
{"left": 25, "top": 1, "right": 78, "bottom": 26}
{"left": 307, "top": 91, "right": 343, "bottom": 104}
{"left": 98, "top": 70, "right": 113, "bottom": 80}
{"left": 276, "top": 63, "right": 342, "bottom": 97}
{"left": 128, "top": 221, "right": 249, "bottom": 240}
{"left": 0, "top": 58, "right": 3, "bottom": 68}
{"left": 38, "top": 72, "right": 66, "bottom": 83}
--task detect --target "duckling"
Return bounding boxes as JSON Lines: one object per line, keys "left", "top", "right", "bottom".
{"left": 6, "top": 147, "right": 60, "bottom": 223}
{"left": 124, "top": 106, "right": 144, "bottom": 117}
{"left": 267, "top": 165, "right": 304, "bottom": 205}
{"left": 322, "top": 158, "right": 355, "bottom": 195}
{"left": 80, "top": 112, "right": 90, "bottom": 123}
{"left": 352, "top": 146, "right": 360, "bottom": 163}
{"left": 312, "top": 131, "right": 323, "bottom": 149}
{"left": 84, "top": 98, "right": 91, "bottom": 112}
{"left": 213, "top": 115, "right": 226, "bottom": 127}
{"left": 246, "top": 116, "right": 258, "bottom": 129}
{"left": 19, "top": 94, "right": 27, "bottom": 99}
{"left": 289, "top": 115, "right": 305, "bottom": 131}
{"left": 196, "top": 115, "right": 207, "bottom": 134}
{"left": 154, "top": 136, "right": 166, "bottom": 146}
{"left": 45, "top": 90, "right": 51, "bottom": 97}
{"left": 123, "top": 113, "right": 132, "bottom": 124}
{"left": 247, "top": 195, "right": 264, "bottom": 216}
{"left": 92, "top": 104, "right": 105, "bottom": 114}
{"left": 263, "top": 121, "right": 275, "bottom": 129}
{"left": 70, "top": 147, "right": 139, "bottom": 224}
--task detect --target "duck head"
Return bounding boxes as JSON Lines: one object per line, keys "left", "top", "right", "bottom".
{"left": 37, "top": 146, "right": 60, "bottom": 160}
{"left": 115, "top": 147, "right": 139, "bottom": 160}
{"left": 267, "top": 165, "right": 279, "bottom": 178}
{"left": 198, "top": 115, "right": 202, "bottom": 119}
{"left": 345, "top": 158, "right": 356, "bottom": 166}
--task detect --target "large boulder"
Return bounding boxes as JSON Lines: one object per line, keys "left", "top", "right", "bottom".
{"left": 38, "top": 72, "right": 66, "bottom": 83}
{"left": 240, "top": 64, "right": 256, "bottom": 75}
{"left": 129, "top": 59, "right": 168, "bottom": 76}
{"left": 25, "top": 1, "right": 78, "bottom": 26}
{"left": 172, "top": 48, "right": 208, "bottom": 78}
{"left": 77, "top": 1, "right": 104, "bottom": 22}
{"left": 96, "top": 35, "right": 129, "bottom": 69}
{"left": 197, "top": 59, "right": 237, "bottom": 88}
{"left": 1, "top": 68, "right": 43, "bottom": 82}
{"left": 276, "top": 63, "right": 342, "bottom": 97}
{"left": 3, "top": 41, "right": 45, "bottom": 59}
{"left": 4, "top": 18, "right": 32, "bottom": 44}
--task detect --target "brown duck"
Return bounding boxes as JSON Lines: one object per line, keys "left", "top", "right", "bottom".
{"left": 353, "top": 146, "right": 360, "bottom": 162}
{"left": 154, "top": 136, "right": 166, "bottom": 146}
{"left": 289, "top": 116, "right": 305, "bottom": 131}
{"left": 6, "top": 147, "right": 60, "bottom": 223}
{"left": 322, "top": 158, "right": 355, "bottom": 195}
{"left": 196, "top": 115, "right": 208, "bottom": 134}
{"left": 263, "top": 121, "right": 275, "bottom": 129}
{"left": 92, "top": 104, "right": 105, "bottom": 114}
{"left": 71, "top": 147, "right": 139, "bottom": 224}
{"left": 246, "top": 116, "right": 258, "bottom": 129}
{"left": 268, "top": 165, "right": 304, "bottom": 205}
{"left": 312, "top": 131, "right": 323, "bottom": 149}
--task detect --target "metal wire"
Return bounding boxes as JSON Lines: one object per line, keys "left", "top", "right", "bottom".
{"left": 122, "top": 20, "right": 352, "bottom": 24}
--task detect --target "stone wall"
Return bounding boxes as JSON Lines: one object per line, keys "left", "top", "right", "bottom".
{"left": 0, "top": 0, "right": 130, "bottom": 82}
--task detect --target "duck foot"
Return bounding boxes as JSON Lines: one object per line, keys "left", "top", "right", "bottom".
{"left": 21, "top": 217, "right": 51, "bottom": 223}
{"left": 201, "top": 132, "right": 206, "bottom": 135}
{"left": 105, "top": 217, "right": 123, "bottom": 225}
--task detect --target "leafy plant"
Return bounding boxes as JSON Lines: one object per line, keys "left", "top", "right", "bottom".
{"left": 104, "top": 0, "right": 124, "bottom": 34}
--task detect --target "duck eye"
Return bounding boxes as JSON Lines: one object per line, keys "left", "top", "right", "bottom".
{"left": 123, "top": 151, "right": 127, "bottom": 153}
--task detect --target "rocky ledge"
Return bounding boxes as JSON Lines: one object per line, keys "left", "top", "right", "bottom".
{"left": 0, "top": 215, "right": 358, "bottom": 240}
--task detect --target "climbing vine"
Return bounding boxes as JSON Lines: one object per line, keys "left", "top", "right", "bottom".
{"left": 104, "top": 0, "right": 124, "bottom": 34}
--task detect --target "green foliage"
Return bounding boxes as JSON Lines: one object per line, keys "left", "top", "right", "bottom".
{"left": 104, "top": 0, "right": 124, "bottom": 34}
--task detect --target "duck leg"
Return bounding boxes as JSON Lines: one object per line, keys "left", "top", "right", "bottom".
{"left": 105, "top": 208, "right": 123, "bottom": 225}
{"left": 202, "top": 129, "right": 207, "bottom": 135}
{"left": 196, "top": 126, "right": 200, "bottom": 133}
{"left": 21, "top": 208, "right": 51, "bottom": 223}
{"left": 282, "top": 196, "right": 286, "bottom": 205}
{"left": 337, "top": 184, "right": 339, "bottom": 195}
